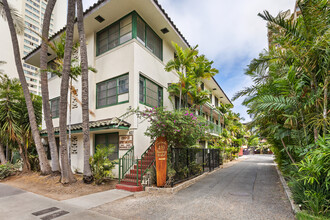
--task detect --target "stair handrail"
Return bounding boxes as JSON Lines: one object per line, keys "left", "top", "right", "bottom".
{"left": 119, "top": 145, "right": 135, "bottom": 183}
{"left": 137, "top": 142, "right": 156, "bottom": 185}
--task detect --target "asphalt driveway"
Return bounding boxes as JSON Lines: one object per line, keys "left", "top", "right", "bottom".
{"left": 93, "top": 155, "right": 295, "bottom": 220}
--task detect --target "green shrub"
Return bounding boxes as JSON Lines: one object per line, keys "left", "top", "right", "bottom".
{"left": 0, "top": 163, "right": 19, "bottom": 179}
{"left": 289, "top": 135, "right": 330, "bottom": 217}
{"left": 188, "top": 161, "right": 202, "bottom": 175}
{"left": 296, "top": 211, "right": 329, "bottom": 220}
{"left": 133, "top": 107, "right": 208, "bottom": 148}
{"left": 89, "top": 145, "right": 116, "bottom": 185}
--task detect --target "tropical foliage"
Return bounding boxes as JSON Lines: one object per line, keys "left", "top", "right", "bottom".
{"left": 165, "top": 42, "right": 218, "bottom": 109}
{"left": 234, "top": 0, "right": 329, "bottom": 217}
{"left": 128, "top": 107, "right": 208, "bottom": 148}
{"left": 89, "top": 145, "right": 116, "bottom": 185}
{"left": 0, "top": 74, "right": 42, "bottom": 172}
{"left": 0, "top": 163, "right": 20, "bottom": 180}
{"left": 210, "top": 103, "right": 247, "bottom": 160}
{"left": 1, "top": 0, "right": 52, "bottom": 174}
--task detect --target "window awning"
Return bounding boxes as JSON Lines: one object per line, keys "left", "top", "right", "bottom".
{"left": 40, "top": 117, "right": 130, "bottom": 136}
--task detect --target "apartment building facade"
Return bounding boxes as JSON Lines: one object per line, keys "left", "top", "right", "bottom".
{"left": 24, "top": 0, "right": 231, "bottom": 175}
{"left": 0, "top": 0, "right": 66, "bottom": 95}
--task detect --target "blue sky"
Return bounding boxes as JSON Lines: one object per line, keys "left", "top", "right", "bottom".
{"left": 83, "top": 0, "right": 296, "bottom": 122}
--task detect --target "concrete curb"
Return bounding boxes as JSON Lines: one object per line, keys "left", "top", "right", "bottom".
{"left": 141, "top": 158, "right": 245, "bottom": 196}
{"left": 274, "top": 164, "right": 300, "bottom": 214}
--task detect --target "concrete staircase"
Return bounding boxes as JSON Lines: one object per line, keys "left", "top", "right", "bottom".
{"left": 116, "top": 145, "right": 155, "bottom": 192}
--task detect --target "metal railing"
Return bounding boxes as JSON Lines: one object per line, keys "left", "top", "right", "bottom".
{"left": 136, "top": 142, "right": 155, "bottom": 186}
{"left": 207, "top": 121, "right": 222, "bottom": 134}
{"left": 118, "top": 145, "right": 134, "bottom": 183}
{"left": 170, "top": 147, "right": 222, "bottom": 184}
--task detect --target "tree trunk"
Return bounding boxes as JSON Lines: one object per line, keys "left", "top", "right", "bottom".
{"left": 40, "top": 0, "right": 60, "bottom": 174}
{"left": 59, "top": 0, "right": 76, "bottom": 184}
{"left": 2, "top": 0, "right": 51, "bottom": 174}
{"left": 77, "top": 0, "right": 93, "bottom": 184}
{"left": 312, "top": 73, "right": 319, "bottom": 142}
{"left": 323, "top": 76, "right": 328, "bottom": 138}
{"left": 179, "top": 88, "right": 182, "bottom": 110}
{"left": 17, "top": 140, "right": 31, "bottom": 172}
{"left": 0, "top": 142, "right": 7, "bottom": 164}
{"left": 6, "top": 141, "right": 9, "bottom": 162}
{"left": 281, "top": 138, "right": 298, "bottom": 169}
{"left": 23, "top": 136, "right": 31, "bottom": 171}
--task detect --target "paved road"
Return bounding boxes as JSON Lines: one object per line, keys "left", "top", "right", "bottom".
{"left": 93, "top": 155, "right": 295, "bottom": 220}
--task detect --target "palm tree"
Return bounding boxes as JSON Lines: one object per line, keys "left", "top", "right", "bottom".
{"left": 40, "top": 0, "right": 60, "bottom": 174}
{"left": 77, "top": 0, "right": 93, "bottom": 184}
{"left": 14, "top": 89, "right": 43, "bottom": 171}
{"left": 1, "top": 0, "right": 51, "bottom": 174}
{"left": 165, "top": 42, "right": 198, "bottom": 109}
{"left": 45, "top": 31, "right": 97, "bottom": 181}
{"left": 234, "top": 0, "right": 329, "bottom": 168}
{"left": 188, "top": 55, "right": 218, "bottom": 108}
{"left": 58, "top": 0, "right": 76, "bottom": 184}
{"left": 0, "top": 75, "right": 42, "bottom": 171}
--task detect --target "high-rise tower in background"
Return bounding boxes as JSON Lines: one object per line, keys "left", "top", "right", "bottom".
{"left": 0, "top": 0, "right": 67, "bottom": 95}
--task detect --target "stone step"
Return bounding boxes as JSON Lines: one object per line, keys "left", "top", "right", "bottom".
{"left": 115, "top": 184, "right": 143, "bottom": 192}
{"left": 120, "top": 179, "right": 141, "bottom": 186}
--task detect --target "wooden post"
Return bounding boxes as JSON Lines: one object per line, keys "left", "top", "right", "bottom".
{"left": 155, "top": 136, "right": 168, "bottom": 187}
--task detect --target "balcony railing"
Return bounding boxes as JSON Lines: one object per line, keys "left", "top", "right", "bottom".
{"left": 206, "top": 121, "right": 222, "bottom": 134}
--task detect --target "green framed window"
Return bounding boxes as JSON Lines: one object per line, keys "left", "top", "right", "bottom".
{"left": 50, "top": 97, "right": 60, "bottom": 118}
{"left": 96, "top": 11, "right": 163, "bottom": 60}
{"left": 96, "top": 74, "right": 129, "bottom": 109}
{"left": 135, "top": 15, "right": 162, "bottom": 60}
{"left": 139, "top": 75, "right": 163, "bottom": 107}
{"left": 95, "top": 133, "right": 119, "bottom": 160}
{"left": 96, "top": 14, "right": 132, "bottom": 55}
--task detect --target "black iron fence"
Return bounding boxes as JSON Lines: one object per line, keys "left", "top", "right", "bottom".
{"left": 169, "top": 147, "right": 222, "bottom": 184}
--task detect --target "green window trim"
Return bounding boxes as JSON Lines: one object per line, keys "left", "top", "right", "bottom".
{"left": 96, "top": 11, "right": 163, "bottom": 61}
{"left": 50, "top": 97, "right": 60, "bottom": 119}
{"left": 139, "top": 75, "right": 163, "bottom": 108}
{"left": 96, "top": 73, "right": 129, "bottom": 109}
{"left": 94, "top": 132, "right": 119, "bottom": 162}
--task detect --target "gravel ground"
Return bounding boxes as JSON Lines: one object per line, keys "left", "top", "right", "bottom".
{"left": 92, "top": 155, "right": 295, "bottom": 220}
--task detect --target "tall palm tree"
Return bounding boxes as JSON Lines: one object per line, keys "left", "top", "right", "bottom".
{"left": 0, "top": 75, "right": 42, "bottom": 171}
{"left": 189, "top": 55, "right": 218, "bottom": 108}
{"left": 165, "top": 42, "right": 198, "bottom": 109}
{"left": 40, "top": 0, "right": 60, "bottom": 174}
{"left": 46, "top": 31, "right": 97, "bottom": 181}
{"left": 14, "top": 90, "right": 43, "bottom": 172}
{"left": 1, "top": 0, "right": 51, "bottom": 174}
{"left": 77, "top": 0, "right": 93, "bottom": 183}
{"left": 59, "top": 0, "right": 77, "bottom": 184}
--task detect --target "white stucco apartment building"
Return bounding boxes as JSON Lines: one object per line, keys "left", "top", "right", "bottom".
{"left": 24, "top": 0, "right": 231, "bottom": 175}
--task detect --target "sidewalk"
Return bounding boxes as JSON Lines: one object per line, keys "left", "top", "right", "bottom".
{"left": 0, "top": 183, "right": 132, "bottom": 220}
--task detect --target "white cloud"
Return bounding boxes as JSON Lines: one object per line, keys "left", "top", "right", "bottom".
{"left": 158, "top": 0, "right": 295, "bottom": 62}
{"left": 158, "top": 0, "right": 295, "bottom": 122}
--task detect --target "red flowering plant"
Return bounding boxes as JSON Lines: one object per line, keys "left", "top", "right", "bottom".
{"left": 130, "top": 107, "right": 208, "bottom": 148}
